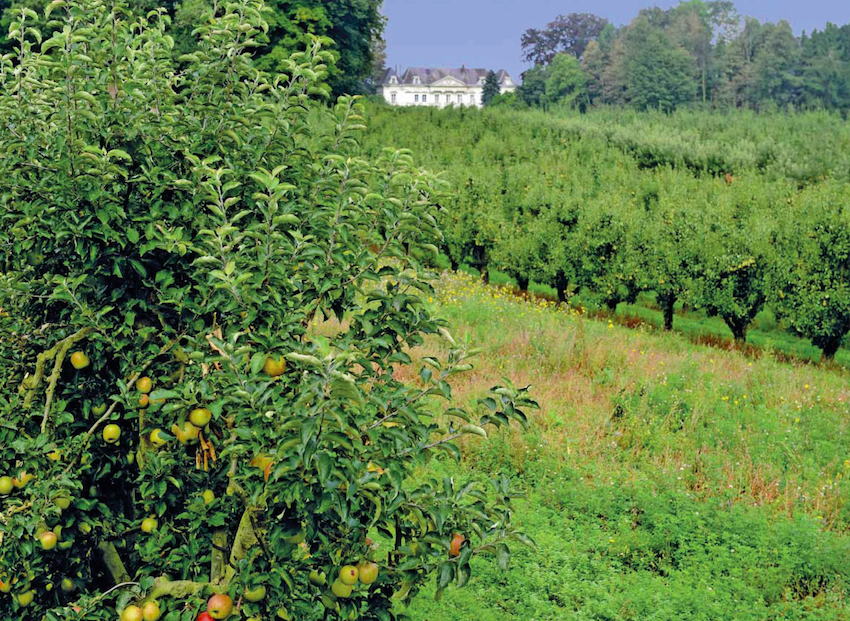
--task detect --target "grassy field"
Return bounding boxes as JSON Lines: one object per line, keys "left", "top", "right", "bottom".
{"left": 399, "top": 272, "right": 850, "bottom": 621}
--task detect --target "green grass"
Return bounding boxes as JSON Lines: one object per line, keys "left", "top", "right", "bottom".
{"left": 399, "top": 273, "right": 850, "bottom": 621}
{"left": 455, "top": 263, "right": 849, "bottom": 367}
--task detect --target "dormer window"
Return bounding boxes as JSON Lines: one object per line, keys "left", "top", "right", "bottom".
{"left": 389, "top": 76, "right": 398, "bottom": 85}
{"left": 478, "top": 77, "right": 486, "bottom": 85}
{"left": 412, "top": 76, "right": 421, "bottom": 85}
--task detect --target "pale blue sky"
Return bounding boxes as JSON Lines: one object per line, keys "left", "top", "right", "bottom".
{"left": 382, "top": 1, "right": 850, "bottom": 82}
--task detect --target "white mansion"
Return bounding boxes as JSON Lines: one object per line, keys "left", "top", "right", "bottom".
{"left": 380, "top": 67, "right": 517, "bottom": 108}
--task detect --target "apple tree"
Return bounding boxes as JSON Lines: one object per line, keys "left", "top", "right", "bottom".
{"left": 0, "top": 1, "right": 537, "bottom": 620}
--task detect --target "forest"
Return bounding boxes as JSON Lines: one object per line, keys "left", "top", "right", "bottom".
{"left": 510, "top": 3, "right": 850, "bottom": 112}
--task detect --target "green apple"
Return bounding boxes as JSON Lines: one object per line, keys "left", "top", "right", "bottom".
{"left": 38, "top": 531, "right": 58, "bottom": 550}
{"left": 141, "top": 600, "right": 162, "bottom": 621}
{"left": 309, "top": 570, "right": 327, "bottom": 587}
{"left": 102, "top": 424, "right": 121, "bottom": 444}
{"left": 244, "top": 585, "right": 266, "bottom": 602}
{"left": 338, "top": 565, "right": 358, "bottom": 586}
{"left": 357, "top": 561, "right": 379, "bottom": 585}
{"left": 331, "top": 579, "right": 352, "bottom": 598}
{"left": 189, "top": 407, "right": 212, "bottom": 428}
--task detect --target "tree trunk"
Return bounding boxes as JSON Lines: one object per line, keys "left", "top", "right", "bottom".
{"left": 516, "top": 275, "right": 530, "bottom": 292}
{"left": 724, "top": 316, "right": 748, "bottom": 344}
{"left": 660, "top": 295, "right": 676, "bottom": 331}
{"left": 480, "top": 268, "right": 489, "bottom": 285}
{"left": 818, "top": 335, "right": 843, "bottom": 360}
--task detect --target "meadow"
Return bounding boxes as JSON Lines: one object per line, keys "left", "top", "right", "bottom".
{"left": 401, "top": 272, "right": 850, "bottom": 620}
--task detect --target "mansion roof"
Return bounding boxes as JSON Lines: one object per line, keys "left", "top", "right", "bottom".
{"left": 382, "top": 67, "right": 513, "bottom": 87}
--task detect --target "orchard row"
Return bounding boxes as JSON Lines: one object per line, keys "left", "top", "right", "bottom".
{"left": 363, "top": 105, "right": 850, "bottom": 359}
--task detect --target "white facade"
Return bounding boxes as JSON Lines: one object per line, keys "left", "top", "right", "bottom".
{"left": 381, "top": 69, "right": 517, "bottom": 109}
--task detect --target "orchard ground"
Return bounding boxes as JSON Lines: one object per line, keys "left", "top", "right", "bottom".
{"left": 392, "top": 272, "right": 850, "bottom": 621}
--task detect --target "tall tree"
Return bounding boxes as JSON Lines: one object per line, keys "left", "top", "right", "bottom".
{"left": 624, "top": 18, "right": 698, "bottom": 111}
{"left": 517, "top": 65, "right": 550, "bottom": 108}
{"left": 544, "top": 54, "right": 588, "bottom": 108}
{"left": 521, "top": 12, "right": 609, "bottom": 65}
{"left": 481, "top": 70, "right": 501, "bottom": 107}
{"left": 749, "top": 20, "right": 801, "bottom": 108}
{"left": 254, "top": 0, "right": 385, "bottom": 97}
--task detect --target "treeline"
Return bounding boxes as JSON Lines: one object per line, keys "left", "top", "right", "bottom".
{"left": 504, "top": 1, "right": 850, "bottom": 113}
{"left": 0, "top": 0, "right": 385, "bottom": 96}
{"left": 363, "top": 105, "right": 850, "bottom": 358}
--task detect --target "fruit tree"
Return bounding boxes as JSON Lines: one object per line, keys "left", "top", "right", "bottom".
{"left": 0, "top": 1, "right": 537, "bottom": 620}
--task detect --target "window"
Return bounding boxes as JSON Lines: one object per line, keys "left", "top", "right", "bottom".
{"left": 422, "top": 94, "right": 427, "bottom": 103}
{"left": 414, "top": 94, "right": 419, "bottom": 103}
{"left": 412, "top": 76, "right": 421, "bottom": 85}
{"left": 478, "top": 77, "right": 486, "bottom": 85}
{"left": 470, "top": 94, "right": 475, "bottom": 104}
{"left": 457, "top": 94, "right": 462, "bottom": 103}
{"left": 391, "top": 93, "right": 397, "bottom": 104}
{"left": 435, "top": 94, "right": 440, "bottom": 104}
{"left": 389, "top": 76, "right": 398, "bottom": 85}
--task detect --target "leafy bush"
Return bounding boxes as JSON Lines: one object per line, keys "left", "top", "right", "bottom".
{"left": 0, "top": 1, "right": 536, "bottom": 620}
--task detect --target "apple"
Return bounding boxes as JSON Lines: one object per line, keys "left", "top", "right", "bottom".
{"left": 121, "top": 605, "right": 144, "bottom": 621}
{"left": 17, "top": 590, "right": 34, "bottom": 607}
{"left": 53, "top": 494, "right": 72, "bottom": 510}
{"left": 150, "top": 429, "right": 168, "bottom": 447}
{"left": 70, "top": 351, "right": 90, "bottom": 370}
{"left": 276, "top": 607, "right": 292, "bottom": 620}
{"left": 139, "top": 394, "right": 150, "bottom": 408}
{"left": 141, "top": 517, "right": 158, "bottom": 533}
{"left": 136, "top": 376, "right": 153, "bottom": 394}
{"left": 331, "top": 579, "right": 352, "bottom": 598}
{"left": 244, "top": 585, "right": 266, "bottom": 602}
{"left": 79, "top": 522, "right": 93, "bottom": 535}
{"left": 206, "top": 593, "right": 233, "bottom": 619}
{"left": 357, "top": 561, "right": 379, "bottom": 585}
{"left": 92, "top": 402, "right": 108, "bottom": 416}
{"left": 309, "top": 570, "right": 327, "bottom": 586}
{"left": 339, "top": 565, "right": 359, "bottom": 586}
{"left": 61, "top": 578, "right": 75, "bottom": 593}
{"left": 0, "top": 476, "right": 13, "bottom": 495}
{"left": 202, "top": 489, "right": 216, "bottom": 505}
{"left": 103, "top": 424, "right": 121, "bottom": 444}
{"left": 450, "top": 533, "right": 465, "bottom": 557}
{"left": 263, "top": 356, "right": 286, "bottom": 377}
{"left": 38, "top": 531, "right": 58, "bottom": 550}
{"left": 142, "top": 600, "right": 162, "bottom": 621}
{"left": 171, "top": 421, "right": 200, "bottom": 445}
{"left": 196, "top": 613, "right": 214, "bottom": 621}
{"left": 0, "top": 574, "right": 11, "bottom": 593}
{"left": 189, "top": 407, "right": 212, "bottom": 428}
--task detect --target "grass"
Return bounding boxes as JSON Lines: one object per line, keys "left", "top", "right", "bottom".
{"left": 398, "top": 272, "right": 850, "bottom": 621}
{"left": 458, "top": 263, "right": 850, "bottom": 367}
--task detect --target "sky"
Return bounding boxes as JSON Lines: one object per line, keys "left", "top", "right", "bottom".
{"left": 382, "top": 0, "right": 850, "bottom": 82}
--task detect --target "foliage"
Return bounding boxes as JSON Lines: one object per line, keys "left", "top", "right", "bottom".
{"left": 543, "top": 54, "right": 587, "bottom": 109}
{"left": 522, "top": 1, "right": 850, "bottom": 112}
{"left": 362, "top": 103, "right": 850, "bottom": 358}
{"left": 0, "top": 2, "right": 536, "bottom": 620}
{"left": 0, "top": 0, "right": 385, "bottom": 96}
{"left": 520, "top": 12, "right": 609, "bottom": 65}
{"left": 480, "top": 71, "right": 500, "bottom": 108}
